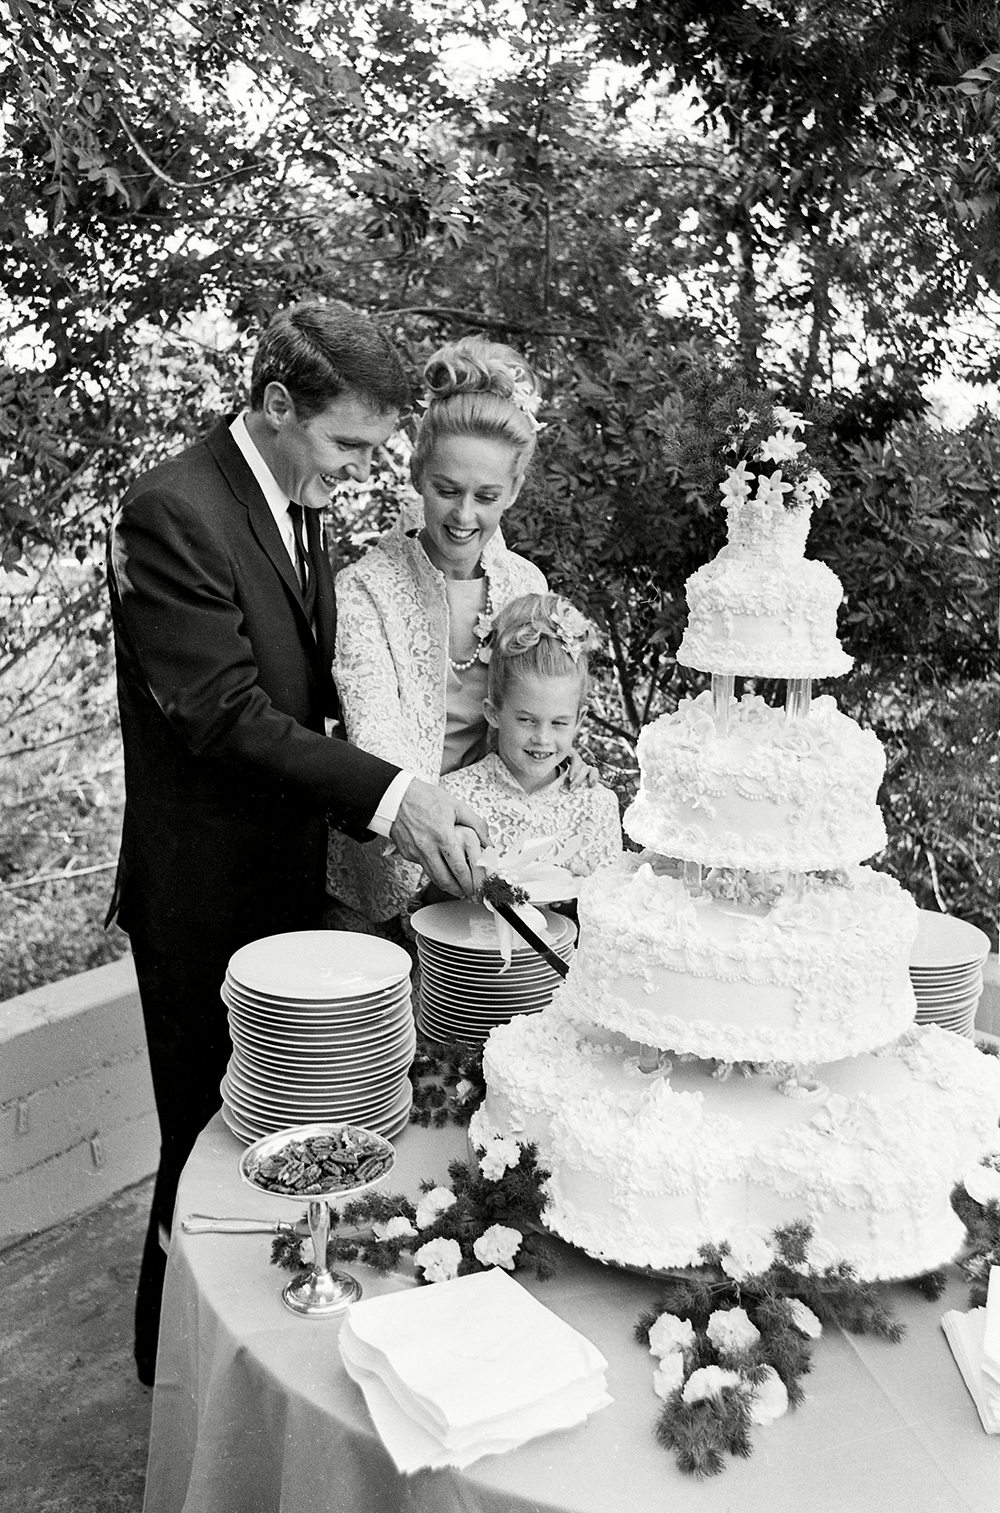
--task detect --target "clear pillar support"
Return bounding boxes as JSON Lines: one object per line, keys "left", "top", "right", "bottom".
{"left": 785, "top": 677, "right": 812, "bottom": 719}
{"left": 712, "top": 673, "right": 734, "bottom": 735}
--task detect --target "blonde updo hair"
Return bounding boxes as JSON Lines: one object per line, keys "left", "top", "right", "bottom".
{"left": 486, "top": 593, "right": 601, "bottom": 710}
{"left": 409, "top": 337, "right": 542, "bottom": 489}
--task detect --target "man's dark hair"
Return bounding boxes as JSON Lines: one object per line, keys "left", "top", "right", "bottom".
{"left": 249, "top": 301, "right": 410, "bottom": 417}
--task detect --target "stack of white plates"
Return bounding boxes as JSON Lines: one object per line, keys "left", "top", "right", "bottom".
{"left": 219, "top": 931, "right": 416, "bottom": 1144}
{"left": 410, "top": 901, "right": 576, "bottom": 1045}
{"left": 909, "top": 909, "right": 991, "bottom": 1039}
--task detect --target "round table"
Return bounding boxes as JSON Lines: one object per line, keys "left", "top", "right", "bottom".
{"left": 144, "top": 1113, "right": 999, "bottom": 1513}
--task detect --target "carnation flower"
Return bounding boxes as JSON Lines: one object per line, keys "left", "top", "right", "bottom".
{"left": 478, "top": 1134, "right": 522, "bottom": 1182}
{"left": 414, "top": 1236, "right": 462, "bottom": 1283}
{"left": 415, "top": 1186, "right": 457, "bottom": 1229}
{"left": 963, "top": 1157, "right": 1000, "bottom": 1207}
{"left": 648, "top": 1312, "right": 696, "bottom": 1359}
{"left": 653, "top": 1353, "right": 686, "bottom": 1400}
{"left": 787, "top": 1299, "right": 823, "bottom": 1338}
{"left": 298, "top": 1238, "right": 315, "bottom": 1266}
{"left": 455, "top": 1078, "right": 476, "bottom": 1102}
{"left": 706, "top": 1306, "right": 761, "bottom": 1356}
{"left": 473, "top": 1223, "right": 522, "bottom": 1270}
{"left": 720, "top": 1232, "right": 775, "bottom": 1280}
{"left": 682, "top": 1365, "right": 742, "bottom": 1405}
{"left": 371, "top": 1216, "right": 417, "bottom": 1242}
{"left": 747, "top": 1365, "right": 789, "bottom": 1426}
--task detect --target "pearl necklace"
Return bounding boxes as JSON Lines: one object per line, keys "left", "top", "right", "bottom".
{"left": 448, "top": 580, "right": 491, "bottom": 673}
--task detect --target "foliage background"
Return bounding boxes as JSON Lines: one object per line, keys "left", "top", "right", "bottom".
{"left": 1, "top": 0, "right": 997, "bottom": 997}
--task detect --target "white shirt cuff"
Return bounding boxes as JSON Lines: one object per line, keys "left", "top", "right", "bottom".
{"left": 369, "top": 770, "right": 415, "bottom": 837}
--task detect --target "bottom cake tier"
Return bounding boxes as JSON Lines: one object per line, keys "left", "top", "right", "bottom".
{"left": 471, "top": 1003, "right": 1000, "bottom": 1282}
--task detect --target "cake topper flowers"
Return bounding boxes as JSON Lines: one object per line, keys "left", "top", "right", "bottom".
{"left": 667, "top": 362, "right": 833, "bottom": 517}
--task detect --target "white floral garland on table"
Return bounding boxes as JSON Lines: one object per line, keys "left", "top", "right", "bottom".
{"left": 267, "top": 1121, "right": 961, "bottom": 1479}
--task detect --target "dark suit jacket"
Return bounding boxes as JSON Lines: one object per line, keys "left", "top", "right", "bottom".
{"left": 107, "top": 419, "right": 398, "bottom": 959}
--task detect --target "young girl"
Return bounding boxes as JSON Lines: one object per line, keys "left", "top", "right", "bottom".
{"left": 440, "top": 593, "right": 622, "bottom": 880}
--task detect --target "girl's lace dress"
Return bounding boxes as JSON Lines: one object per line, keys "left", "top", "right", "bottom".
{"left": 442, "top": 753, "right": 622, "bottom": 878}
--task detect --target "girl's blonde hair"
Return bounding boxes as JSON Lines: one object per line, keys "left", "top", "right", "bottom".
{"left": 410, "top": 337, "right": 542, "bottom": 489}
{"left": 486, "top": 593, "right": 601, "bottom": 709}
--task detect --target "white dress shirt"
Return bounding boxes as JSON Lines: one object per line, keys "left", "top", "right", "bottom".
{"left": 228, "top": 413, "right": 413, "bottom": 836}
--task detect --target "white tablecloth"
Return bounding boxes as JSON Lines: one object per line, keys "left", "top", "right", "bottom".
{"left": 144, "top": 1114, "right": 1000, "bottom": 1513}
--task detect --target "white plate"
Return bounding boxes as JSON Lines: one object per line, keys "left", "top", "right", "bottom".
{"left": 417, "top": 977, "right": 556, "bottom": 1007}
{"left": 418, "top": 989, "right": 556, "bottom": 1021}
{"left": 226, "top": 1046, "right": 415, "bottom": 1101}
{"left": 228, "top": 1029, "right": 415, "bottom": 1067}
{"left": 224, "top": 1077, "right": 412, "bottom": 1128}
{"left": 223, "top": 972, "right": 410, "bottom": 1010}
{"left": 411, "top": 901, "right": 574, "bottom": 951}
{"left": 220, "top": 1099, "right": 260, "bottom": 1144}
{"left": 228, "top": 931, "right": 412, "bottom": 1000}
{"left": 225, "top": 969, "right": 410, "bottom": 1001}
{"left": 228, "top": 1006, "right": 415, "bottom": 1052}
{"left": 908, "top": 970, "right": 982, "bottom": 989}
{"left": 228, "top": 1046, "right": 416, "bottom": 1093}
{"left": 418, "top": 954, "right": 567, "bottom": 979}
{"left": 415, "top": 927, "right": 576, "bottom": 961}
{"left": 909, "top": 911, "right": 991, "bottom": 970}
{"left": 910, "top": 989, "right": 982, "bottom": 1009}
{"left": 223, "top": 981, "right": 410, "bottom": 1020}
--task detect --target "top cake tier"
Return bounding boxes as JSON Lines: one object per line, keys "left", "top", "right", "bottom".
{"left": 677, "top": 496, "right": 853, "bottom": 679}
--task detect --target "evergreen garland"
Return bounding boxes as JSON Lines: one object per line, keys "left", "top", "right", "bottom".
{"left": 408, "top": 1038, "right": 485, "bottom": 1127}
{"left": 269, "top": 1141, "right": 559, "bottom": 1283}
{"left": 633, "top": 1223, "right": 948, "bottom": 1477}
{"left": 951, "top": 1179, "right": 1000, "bottom": 1309}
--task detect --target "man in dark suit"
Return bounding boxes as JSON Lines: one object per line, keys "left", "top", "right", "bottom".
{"left": 107, "top": 302, "right": 487, "bottom": 1384}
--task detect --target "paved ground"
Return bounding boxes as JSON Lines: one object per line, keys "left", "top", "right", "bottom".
{"left": 0, "top": 1179, "right": 154, "bottom": 1513}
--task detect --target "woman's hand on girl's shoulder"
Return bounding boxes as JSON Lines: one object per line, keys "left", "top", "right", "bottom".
{"left": 561, "top": 749, "right": 600, "bottom": 789}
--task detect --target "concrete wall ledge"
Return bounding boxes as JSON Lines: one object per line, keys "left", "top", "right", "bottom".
{"left": 1, "top": 951, "right": 998, "bottom": 1251}
{"left": 0, "top": 954, "right": 159, "bottom": 1250}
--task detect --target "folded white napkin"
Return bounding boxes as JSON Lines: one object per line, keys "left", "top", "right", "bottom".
{"left": 941, "top": 1267, "right": 1000, "bottom": 1434}
{"left": 339, "top": 1268, "right": 611, "bottom": 1473}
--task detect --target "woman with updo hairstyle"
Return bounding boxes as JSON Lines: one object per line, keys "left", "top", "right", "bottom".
{"left": 328, "top": 336, "right": 553, "bottom": 928}
{"left": 441, "top": 592, "right": 621, "bottom": 881}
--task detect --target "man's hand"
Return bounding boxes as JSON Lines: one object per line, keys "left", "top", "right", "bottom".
{"left": 389, "top": 778, "right": 489, "bottom": 898}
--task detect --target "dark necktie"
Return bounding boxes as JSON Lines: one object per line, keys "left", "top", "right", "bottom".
{"left": 288, "top": 503, "right": 317, "bottom": 625}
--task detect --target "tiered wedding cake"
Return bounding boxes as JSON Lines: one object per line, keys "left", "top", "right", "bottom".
{"left": 472, "top": 400, "right": 1000, "bottom": 1282}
